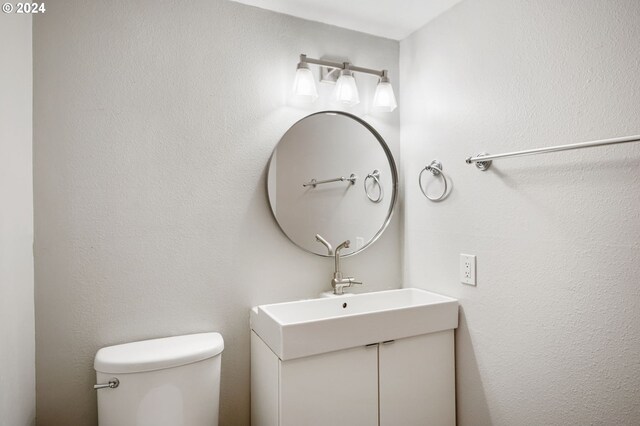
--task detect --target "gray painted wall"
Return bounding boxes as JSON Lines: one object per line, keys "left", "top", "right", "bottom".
{"left": 400, "top": 0, "right": 640, "bottom": 424}
{"left": 0, "top": 12, "right": 35, "bottom": 426}
{"left": 33, "top": 1, "right": 400, "bottom": 424}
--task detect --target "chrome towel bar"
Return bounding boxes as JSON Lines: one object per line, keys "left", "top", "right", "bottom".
{"left": 466, "top": 134, "right": 640, "bottom": 171}
{"left": 303, "top": 174, "right": 357, "bottom": 188}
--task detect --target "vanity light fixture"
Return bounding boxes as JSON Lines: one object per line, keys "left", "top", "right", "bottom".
{"left": 293, "top": 54, "right": 397, "bottom": 112}
{"left": 292, "top": 61, "right": 319, "bottom": 102}
{"left": 372, "top": 71, "right": 397, "bottom": 112}
{"left": 334, "top": 66, "right": 360, "bottom": 106}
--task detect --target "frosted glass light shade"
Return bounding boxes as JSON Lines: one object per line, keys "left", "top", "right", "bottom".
{"left": 333, "top": 72, "right": 360, "bottom": 106}
{"left": 373, "top": 81, "right": 397, "bottom": 112}
{"left": 292, "top": 67, "right": 318, "bottom": 102}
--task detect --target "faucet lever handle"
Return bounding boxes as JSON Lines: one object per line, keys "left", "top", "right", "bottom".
{"left": 348, "top": 278, "right": 362, "bottom": 286}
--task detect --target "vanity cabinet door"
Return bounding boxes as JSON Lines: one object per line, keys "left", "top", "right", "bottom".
{"left": 279, "top": 345, "right": 379, "bottom": 426}
{"left": 378, "top": 331, "right": 456, "bottom": 426}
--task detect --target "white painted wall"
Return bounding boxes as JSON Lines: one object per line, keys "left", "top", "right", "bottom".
{"left": 32, "top": 1, "right": 399, "bottom": 424}
{"left": 400, "top": 1, "right": 640, "bottom": 425}
{"left": 0, "top": 13, "right": 35, "bottom": 426}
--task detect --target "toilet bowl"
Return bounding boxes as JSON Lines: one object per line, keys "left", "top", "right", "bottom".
{"left": 94, "top": 332, "right": 224, "bottom": 426}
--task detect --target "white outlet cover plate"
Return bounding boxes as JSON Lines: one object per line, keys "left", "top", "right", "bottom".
{"left": 460, "top": 254, "right": 476, "bottom": 286}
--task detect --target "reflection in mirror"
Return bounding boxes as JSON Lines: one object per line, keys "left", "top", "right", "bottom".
{"left": 267, "top": 111, "right": 397, "bottom": 257}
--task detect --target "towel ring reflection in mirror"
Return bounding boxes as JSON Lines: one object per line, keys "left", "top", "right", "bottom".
{"left": 419, "top": 160, "right": 449, "bottom": 202}
{"left": 364, "top": 170, "right": 384, "bottom": 203}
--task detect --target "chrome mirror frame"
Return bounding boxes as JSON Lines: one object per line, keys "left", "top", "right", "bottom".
{"left": 266, "top": 111, "right": 398, "bottom": 257}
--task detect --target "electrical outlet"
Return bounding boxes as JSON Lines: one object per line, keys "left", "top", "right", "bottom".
{"left": 460, "top": 254, "right": 476, "bottom": 286}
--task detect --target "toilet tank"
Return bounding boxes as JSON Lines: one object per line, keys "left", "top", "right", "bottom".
{"left": 94, "top": 332, "right": 224, "bottom": 426}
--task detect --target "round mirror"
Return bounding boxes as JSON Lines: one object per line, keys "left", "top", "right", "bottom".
{"left": 267, "top": 111, "right": 397, "bottom": 257}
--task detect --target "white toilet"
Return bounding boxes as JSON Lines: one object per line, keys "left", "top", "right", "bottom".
{"left": 94, "top": 332, "right": 224, "bottom": 426}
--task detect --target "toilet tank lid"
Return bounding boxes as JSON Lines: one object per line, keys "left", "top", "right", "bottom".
{"left": 94, "top": 332, "right": 224, "bottom": 374}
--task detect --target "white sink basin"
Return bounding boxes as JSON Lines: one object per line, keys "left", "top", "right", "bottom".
{"left": 250, "top": 288, "right": 458, "bottom": 360}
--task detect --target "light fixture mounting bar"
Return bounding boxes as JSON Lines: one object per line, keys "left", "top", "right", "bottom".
{"left": 300, "top": 54, "right": 386, "bottom": 78}
{"left": 349, "top": 65, "right": 386, "bottom": 78}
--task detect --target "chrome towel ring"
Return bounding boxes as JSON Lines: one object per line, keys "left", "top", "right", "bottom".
{"left": 364, "top": 170, "right": 384, "bottom": 203}
{"left": 419, "top": 160, "right": 448, "bottom": 202}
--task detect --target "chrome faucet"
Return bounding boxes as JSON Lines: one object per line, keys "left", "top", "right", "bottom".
{"left": 330, "top": 240, "right": 362, "bottom": 295}
{"left": 315, "top": 234, "right": 333, "bottom": 255}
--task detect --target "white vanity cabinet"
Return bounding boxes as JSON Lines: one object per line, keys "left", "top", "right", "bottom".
{"left": 251, "top": 329, "right": 456, "bottom": 426}
{"left": 378, "top": 331, "right": 455, "bottom": 425}
{"left": 250, "top": 288, "right": 459, "bottom": 426}
{"left": 279, "top": 342, "right": 379, "bottom": 425}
